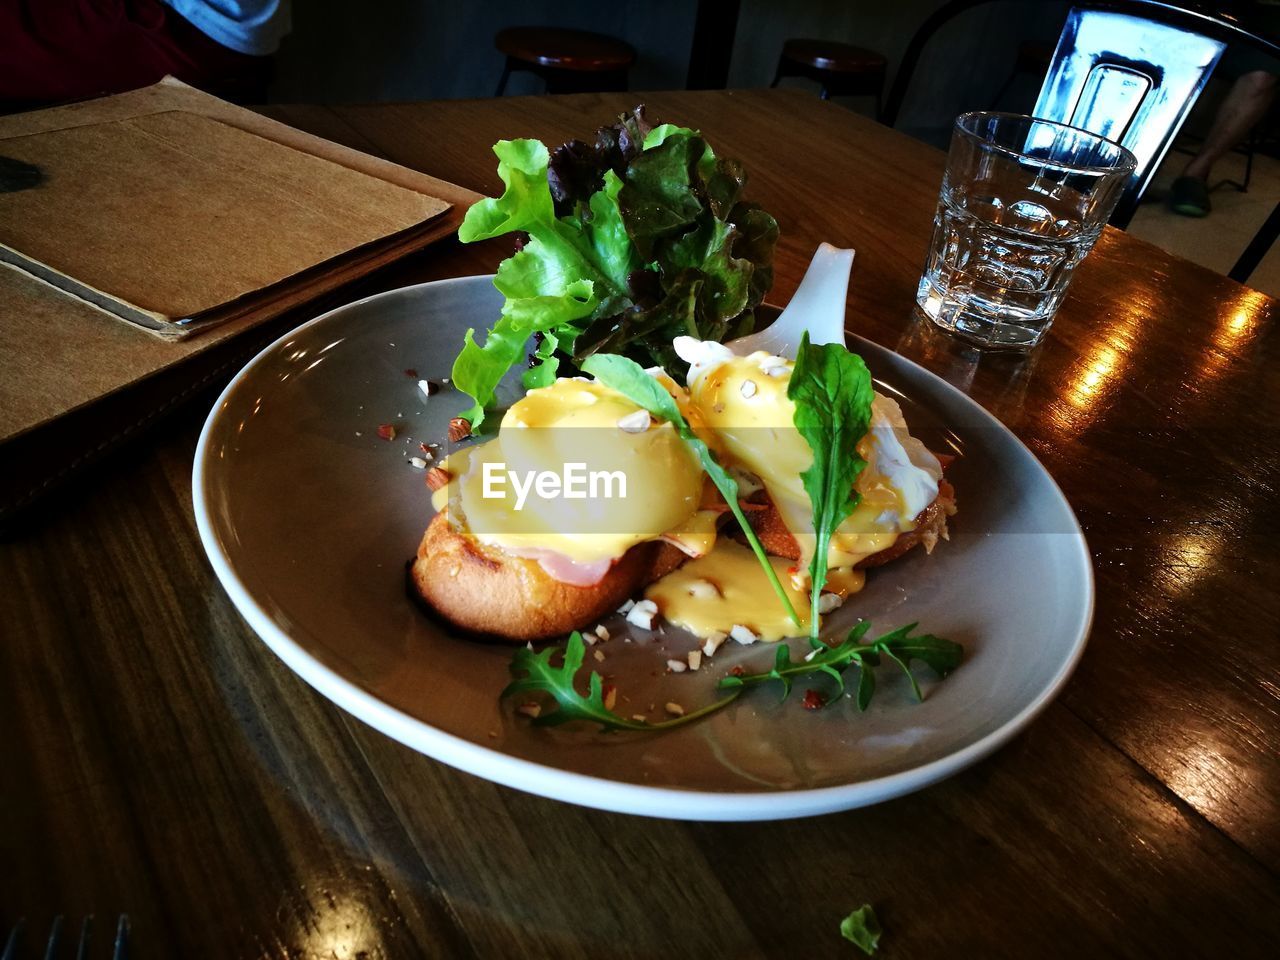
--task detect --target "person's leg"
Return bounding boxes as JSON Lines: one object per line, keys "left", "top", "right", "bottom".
{"left": 1171, "top": 70, "right": 1276, "bottom": 217}
{"left": 1183, "top": 70, "right": 1277, "bottom": 181}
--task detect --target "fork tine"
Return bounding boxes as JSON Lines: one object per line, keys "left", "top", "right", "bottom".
{"left": 2, "top": 920, "right": 23, "bottom": 960}
{"left": 74, "top": 916, "right": 92, "bottom": 960}
{"left": 111, "top": 916, "right": 129, "bottom": 960}
{"left": 42, "top": 916, "right": 62, "bottom": 960}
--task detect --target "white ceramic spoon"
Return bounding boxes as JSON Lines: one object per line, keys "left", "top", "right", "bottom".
{"left": 727, "top": 242, "right": 854, "bottom": 358}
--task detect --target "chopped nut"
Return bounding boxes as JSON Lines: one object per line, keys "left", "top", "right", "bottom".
{"left": 593, "top": 649, "right": 605, "bottom": 663}
{"left": 816, "top": 592, "right": 845, "bottom": 614}
{"left": 666, "top": 659, "right": 687, "bottom": 674}
{"left": 582, "top": 632, "right": 597, "bottom": 646}
{"left": 408, "top": 456, "right": 428, "bottom": 469}
{"left": 417, "top": 379, "right": 434, "bottom": 399}
{"left": 740, "top": 379, "right": 758, "bottom": 399}
{"left": 730, "top": 624, "right": 758, "bottom": 645}
{"left": 685, "top": 579, "right": 720, "bottom": 600}
{"left": 594, "top": 624, "right": 610, "bottom": 642}
{"left": 804, "top": 647, "right": 821, "bottom": 662}
{"left": 625, "top": 599, "right": 659, "bottom": 630}
{"left": 516, "top": 702, "right": 541, "bottom": 719}
{"left": 687, "top": 650, "right": 702, "bottom": 671}
{"left": 758, "top": 355, "right": 789, "bottom": 378}
{"left": 602, "top": 684, "right": 618, "bottom": 711}
{"left": 617, "top": 598, "right": 636, "bottom": 615}
{"left": 447, "top": 416, "right": 472, "bottom": 442}
{"left": 664, "top": 701, "right": 685, "bottom": 717}
{"left": 425, "top": 466, "right": 451, "bottom": 490}
{"left": 616, "top": 409, "right": 651, "bottom": 433}
{"left": 631, "top": 713, "right": 648, "bottom": 723}
{"left": 701, "top": 632, "right": 727, "bottom": 657}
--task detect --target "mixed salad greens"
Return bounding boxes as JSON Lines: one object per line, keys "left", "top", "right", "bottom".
{"left": 453, "top": 106, "right": 777, "bottom": 430}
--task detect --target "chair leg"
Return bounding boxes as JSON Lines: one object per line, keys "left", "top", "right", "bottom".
{"left": 1229, "top": 199, "right": 1280, "bottom": 283}
{"left": 495, "top": 59, "right": 513, "bottom": 97}
{"left": 770, "top": 56, "right": 786, "bottom": 88}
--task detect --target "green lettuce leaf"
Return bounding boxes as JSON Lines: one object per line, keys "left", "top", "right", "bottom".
{"left": 788, "top": 333, "right": 876, "bottom": 643}
{"left": 452, "top": 140, "right": 634, "bottom": 428}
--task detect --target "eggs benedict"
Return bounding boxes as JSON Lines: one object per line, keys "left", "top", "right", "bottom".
{"left": 636, "top": 337, "right": 956, "bottom": 640}
{"left": 412, "top": 376, "right": 724, "bottom": 640}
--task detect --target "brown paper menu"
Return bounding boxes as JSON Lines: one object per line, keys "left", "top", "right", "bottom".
{"left": 0, "top": 95, "right": 451, "bottom": 336}
{"left": 0, "top": 78, "right": 480, "bottom": 525}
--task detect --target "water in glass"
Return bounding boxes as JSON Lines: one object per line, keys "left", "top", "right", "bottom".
{"left": 918, "top": 186, "right": 1097, "bottom": 349}
{"left": 916, "top": 113, "right": 1136, "bottom": 351}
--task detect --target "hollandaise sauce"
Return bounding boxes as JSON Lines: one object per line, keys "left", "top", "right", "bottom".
{"left": 644, "top": 539, "right": 843, "bottom": 641}
{"left": 685, "top": 349, "right": 939, "bottom": 585}
{"left": 432, "top": 378, "right": 708, "bottom": 575}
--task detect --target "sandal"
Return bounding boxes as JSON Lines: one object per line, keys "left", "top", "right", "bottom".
{"left": 1170, "top": 175, "right": 1211, "bottom": 217}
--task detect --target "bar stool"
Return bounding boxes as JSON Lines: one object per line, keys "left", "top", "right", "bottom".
{"left": 770, "top": 38, "right": 888, "bottom": 115}
{"left": 494, "top": 27, "right": 636, "bottom": 95}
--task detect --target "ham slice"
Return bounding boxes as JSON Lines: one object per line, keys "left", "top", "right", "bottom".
{"left": 500, "top": 545, "right": 615, "bottom": 587}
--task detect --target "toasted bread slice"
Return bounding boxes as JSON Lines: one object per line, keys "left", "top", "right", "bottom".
{"left": 744, "top": 480, "right": 957, "bottom": 569}
{"left": 412, "top": 512, "right": 688, "bottom": 642}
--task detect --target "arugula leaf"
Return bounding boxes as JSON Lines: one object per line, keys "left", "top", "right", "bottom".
{"left": 788, "top": 333, "right": 876, "bottom": 642}
{"left": 840, "top": 904, "right": 882, "bottom": 955}
{"left": 718, "top": 622, "right": 962, "bottom": 712}
{"left": 504, "top": 624, "right": 961, "bottom": 734}
{"left": 503, "top": 632, "right": 740, "bottom": 731}
{"left": 580, "top": 353, "right": 801, "bottom": 628}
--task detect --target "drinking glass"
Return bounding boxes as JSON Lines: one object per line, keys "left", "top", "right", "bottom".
{"left": 917, "top": 112, "right": 1137, "bottom": 351}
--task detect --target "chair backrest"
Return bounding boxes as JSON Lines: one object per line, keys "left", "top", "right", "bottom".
{"left": 883, "top": 0, "right": 1280, "bottom": 228}
{"left": 1033, "top": 6, "right": 1224, "bottom": 227}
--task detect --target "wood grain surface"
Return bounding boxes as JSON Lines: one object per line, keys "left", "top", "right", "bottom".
{"left": 3, "top": 90, "right": 1277, "bottom": 958}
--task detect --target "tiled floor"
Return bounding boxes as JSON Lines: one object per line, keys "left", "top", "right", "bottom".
{"left": 1128, "top": 143, "right": 1280, "bottom": 297}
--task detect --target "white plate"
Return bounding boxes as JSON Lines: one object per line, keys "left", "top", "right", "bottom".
{"left": 193, "top": 275, "right": 1093, "bottom": 821}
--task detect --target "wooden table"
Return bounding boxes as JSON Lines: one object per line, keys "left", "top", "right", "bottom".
{"left": 3, "top": 90, "right": 1278, "bottom": 958}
